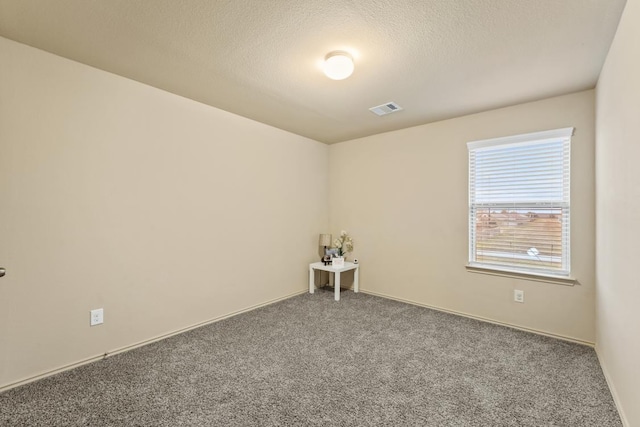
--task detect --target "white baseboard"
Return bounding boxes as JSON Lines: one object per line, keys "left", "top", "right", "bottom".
{"left": 595, "top": 346, "right": 630, "bottom": 427}
{"left": 361, "top": 289, "right": 595, "bottom": 347}
{"left": 0, "top": 289, "right": 306, "bottom": 393}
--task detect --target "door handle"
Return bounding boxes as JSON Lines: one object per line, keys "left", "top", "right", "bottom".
{"left": 0, "top": 268, "right": 5, "bottom": 277}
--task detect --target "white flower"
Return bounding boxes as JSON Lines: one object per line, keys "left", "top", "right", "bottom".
{"left": 332, "top": 230, "right": 354, "bottom": 254}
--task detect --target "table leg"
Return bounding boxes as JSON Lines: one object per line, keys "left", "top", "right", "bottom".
{"left": 335, "top": 272, "right": 341, "bottom": 301}
{"left": 354, "top": 266, "right": 359, "bottom": 293}
{"left": 309, "top": 266, "right": 314, "bottom": 294}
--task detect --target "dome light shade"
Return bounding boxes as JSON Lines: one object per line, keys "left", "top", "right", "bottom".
{"left": 323, "top": 51, "right": 354, "bottom": 80}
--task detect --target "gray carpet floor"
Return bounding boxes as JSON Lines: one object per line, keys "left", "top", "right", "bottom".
{"left": 0, "top": 290, "right": 622, "bottom": 426}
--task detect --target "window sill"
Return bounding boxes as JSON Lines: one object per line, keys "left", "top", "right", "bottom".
{"left": 465, "top": 265, "right": 577, "bottom": 286}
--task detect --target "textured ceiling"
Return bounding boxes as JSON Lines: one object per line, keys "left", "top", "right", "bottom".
{"left": 0, "top": 0, "right": 627, "bottom": 144}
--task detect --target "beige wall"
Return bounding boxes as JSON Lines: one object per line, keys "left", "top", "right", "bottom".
{"left": 0, "top": 37, "right": 329, "bottom": 389}
{"left": 596, "top": 0, "right": 640, "bottom": 425}
{"left": 329, "top": 90, "right": 596, "bottom": 343}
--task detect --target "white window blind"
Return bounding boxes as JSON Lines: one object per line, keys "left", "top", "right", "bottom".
{"left": 468, "top": 128, "right": 572, "bottom": 276}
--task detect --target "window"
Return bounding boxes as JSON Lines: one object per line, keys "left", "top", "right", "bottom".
{"left": 467, "top": 128, "right": 572, "bottom": 277}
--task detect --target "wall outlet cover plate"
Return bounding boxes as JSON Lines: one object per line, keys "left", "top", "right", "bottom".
{"left": 514, "top": 290, "right": 525, "bottom": 303}
{"left": 90, "top": 308, "right": 104, "bottom": 326}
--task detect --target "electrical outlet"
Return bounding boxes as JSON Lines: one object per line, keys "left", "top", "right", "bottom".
{"left": 90, "top": 308, "right": 104, "bottom": 326}
{"left": 514, "top": 290, "right": 524, "bottom": 303}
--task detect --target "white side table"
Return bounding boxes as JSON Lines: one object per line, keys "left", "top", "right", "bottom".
{"left": 309, "top": 261, "right": 359, "bottom": 301}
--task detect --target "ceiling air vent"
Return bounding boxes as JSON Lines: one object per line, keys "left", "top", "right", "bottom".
{"left": 369, "top": 102, "right": 403, "bottom": 116}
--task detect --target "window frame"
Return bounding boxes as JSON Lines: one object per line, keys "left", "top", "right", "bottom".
{"left": 467, "top": 127, "right": 574, "bottom": 280}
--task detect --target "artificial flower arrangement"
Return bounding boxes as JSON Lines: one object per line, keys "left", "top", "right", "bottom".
{"left": 333, "top": 230, "right": 354, "bottom": 258}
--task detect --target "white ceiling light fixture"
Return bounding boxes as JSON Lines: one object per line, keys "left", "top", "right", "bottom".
{"left": 323, "top": 51, "right": 354, "bottom": 80}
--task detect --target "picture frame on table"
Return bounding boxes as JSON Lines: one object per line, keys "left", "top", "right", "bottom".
{"left": 325, "top": 248, "right": 339, "bottom": 258}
